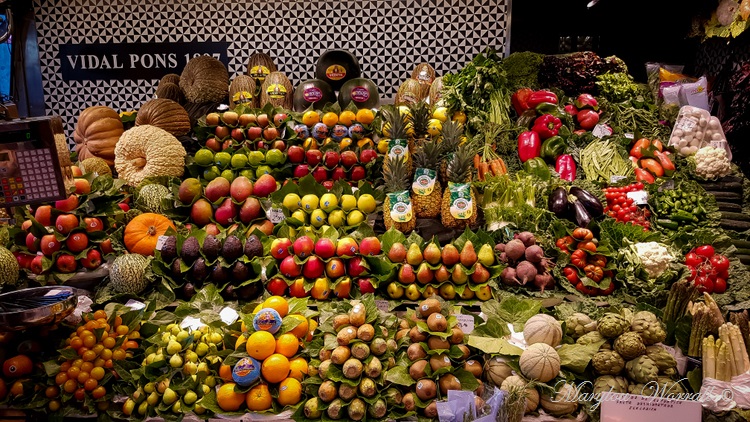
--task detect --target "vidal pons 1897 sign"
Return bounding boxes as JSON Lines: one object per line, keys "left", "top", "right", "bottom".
{"left": 58, "top": 42, "right": 228, "bottom": 81}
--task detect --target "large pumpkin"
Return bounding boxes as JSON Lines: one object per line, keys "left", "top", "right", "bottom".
{"left": 180, "top": 56, "right": 229, "bottom": 104}
{"left": 73, "top": 106, "right": 124, "bottom": 166}
{"left": 124, "top": 213, "right": 176, "bottom": 256}
{"left": 135, "top": 98, "right": 191, "bottom": 136}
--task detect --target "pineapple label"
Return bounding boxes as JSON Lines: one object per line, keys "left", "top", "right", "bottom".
{"left": 387, "top": 190, "right": 413, "bottom": 222}
{"left": 232, "top": 91, "right": 253, "bottom": 104}
{"left": 325, "top": 64, "right": 347, "bottom": 81}
{"left": 412, "top": 168, "right": 437, "bottom": 195}
{"left": 267, "top": 84, "right": 287, "bottom": 99}
{"left": 388, "top": 139, "right": 409, "bottom": 161}
{"left": 250, "top": 65, "right": 271, "bottom": 82}
{"left": 448, "top": 182, "right": 472, "bottom": 220}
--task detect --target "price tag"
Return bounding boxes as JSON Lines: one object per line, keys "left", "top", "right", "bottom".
{"left": 624, "top": 133, "right": 635, "bottom": 139}
{"left": 454, "top": 314, "right": 475, "bottom": 334}
{"left": 659, "top": 180, "right": 675, "bottom": 191}
{"left": 626, "top": 190, "right": 649, "bottom": 205}
{"left": 609, "top": 175, "right": 627, "bottom": 184}
{"left": 710, "top": 140, "right": 727, "bottom": 149}
{"left": 601, "top": 392, "right": 701, "bottom": 422}
{"left": 155, "top": 235, "right": 169, "bottom": 251}
{"left": 180, "top": 316, "right": 206, "bottom": 331}
{"left": 592, "top": 124, "right": 613, "bottom": 138}
{"left": 660, "top": 343, "right": 688, "bottom": 376}
{"left": 267, "top": 208, "right": 285, "bottom": 224}
{"left": 375, "top": 300, "right": 390, "bottom": 312}
{"left": 124, "top": 300, "right": 146, "bottom": 310}
{"left": 219, "top": 307, "right": 239, "bottom": 325}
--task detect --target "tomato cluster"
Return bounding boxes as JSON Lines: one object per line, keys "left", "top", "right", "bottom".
{"left": 603, "top": 183, "right": 651, "bottom": 229}
{"left": 556, "top": 228, "right": 615, "bottom": 296}
{"left": 685, "top": 245, "right": 729, "bottom": 294}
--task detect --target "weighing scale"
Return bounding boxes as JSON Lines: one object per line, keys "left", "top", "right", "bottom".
{"left": 0, "top": 116, "right": 68, "bottom": 208}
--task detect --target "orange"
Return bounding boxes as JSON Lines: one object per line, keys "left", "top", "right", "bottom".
{"left": 93, "top": 310, "right": 107, "bottom": 320}
{"left": 356, "top": 108, "right": 375, "bottom": 125}
{"left": 288, "top": 357, "right": 308, "bottom": 381}
{"left": 245, "top": 383, "right": 272, "bottom": 411}
{"left": 90, "top": 367, "right": 105, "bottom": 381}
{"left": 277, "top": 377, "right": 302, "bottom": 406}
{"left": 322, "top": 112, "right": 339, "bottom": 128}
{"left": 338, "top": 110, "right": 356, "bottom": 126}
{"left": 217, "top": 383, "right": 246, "bottom": 412}
{"left": 262, "top": 296, "right": 289, "bottom": 317}
{"left": 261, "top": 354, "right": 290, "bottom": 383}
{"left": 275, "top": 334, "right": 299, "bottom": 358}
{"left": 10, "top": 380, "right": 25, "bottom": 397}
{"left": 452, "top": 110, "right": 467, "bottom": 124}
{"left": 302, "top": 111, "right": 320, "bottom": 127}
{"left": 45, "top": 385, "right": 59, "bottom": 399}
{"left": 235, "top": 334, "right": 247, "bottom": 351}
{"left": 3, "top": 355, "right": 33, "bottom": 378}
{"left": 246, "top": 331, "right": 276, "bottom": 361}
{"left": 307, "top": 319, "right": 318, "bottom": 342}
{"left": 219, "top": 364, "right": 233, "bottom": 382}
{"left": 357, "top": 138, "right": 374, "bottom": 149}
{"left": 240, "top": 320, "right": 248, "bottom": 332}
{"left": 288, "top": 315, "right": 309, "bottom": 339}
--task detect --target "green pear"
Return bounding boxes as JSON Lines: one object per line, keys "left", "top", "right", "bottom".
{"left": 406, "top": 243, "right": 424, "bottom": 266}
{"left": 176, "top": 330, "right": 190, "bottom": 343}
{"left": 162, "top": 388, "right": 178, "bottom": 406}
{"left": 183, "top": 361, "right": 198, "bottom": 375}
{"left": 144, "top": 382, "right": 156, "bottom": 394}
{"left": 172, "top": 401, "right": 181, "bottom": 413}
{"left": 477, "top": 244, "right": 495, "bottom": 267}
{"left": 183, "top": 390, "right": 198, "bottom": 405}
{"left": 137, "top": 401, "right": 149, "bottom": 416}
{"left": 169, "top": 353, "right": 183, "bottom": 368}
{"left": 195, "top": 342, "right": 209, "bottom": 357}
{"left": 146, "top": 391, "right": 159, "bottom": 406}
{"left": 166, "top": 340, "right": 182, "bottom": 356}
{"left": 184, "top": 350, "right": 199, "bottom": 363}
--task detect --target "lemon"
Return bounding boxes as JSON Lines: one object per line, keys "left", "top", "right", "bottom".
{"left": 220, "top": 170, "right": 235, "bottom": 182}
{"left": 255, "top": 165, "right": 272, "bottom": 178}
{"left": 214, "top": 152, "right": 232, "bottom": 169}
{"left": 194, "top": 149, "right": 215, "bottom": 166}
{"left": 377, "top": 139, "right": 389, "bottom": 154}
{"left": 310, "top": 209, "right": 327, "bottom": 228}
{"left": 266, "top": 149, "right": 286, "bottom": 166}
{"left": 452, "top": 111, "right": 467, "bottom": 124}
{"left": 319, "top": 193, "right": 339, "bottom": 213}
{"left": 328, "top": 210, "right": 346, "bottom": 227}
{"left": 427, "top": 119, "right": 442, "bottom": 137}
{"left": 347, "top": 210, "right": 365, "bottom": 226}
{"left": 291, "top": 209, "right": 308, "bottom": 224}
{"left": 203, "top": 166, "right": 220, "bottom": 181}
{"left": 283, "top": 193, "right": 301, "bottom": 211}
{"left": 340, "top": 194, "right": 357, "bottom": 212}
{"left": 432, "top": 106, "right": 449, "bottom": 122}
{"left": 356, "top": 194, "right": 376, "bottom": 214}
{"left": 300, "top": 194, "right": 319, "bottom": 211}
{"left": 248, "top": 150, "right": 265, "bottom": 166}
{"left": 231, "top": 153, "right": 249, "bottom": 169}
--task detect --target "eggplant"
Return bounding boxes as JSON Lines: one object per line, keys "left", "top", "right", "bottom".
{"left": 569, "top": 186, "right": 604, "bottom": 217}
{"left": 572, "top": 199, "right": 592, "bottom": 227}
{"left": 548, "top": 187, "right": 570, "bottom": 217}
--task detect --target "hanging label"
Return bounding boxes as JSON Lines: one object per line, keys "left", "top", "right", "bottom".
{"left": 454, "top": 314, "right": 475, "bottom": 334}
{"left": 609, "top": 175, "right": 627, "bottom": 184}
{"left": 710, "top": 140, "right": 727, "bottom": 150}
{"left": 232, "top": 91, "right": 253, "bottom": 104}
{"left": 626, "top": 190, "right": 648, "bottom": 205}
{"left": 219, "top": 307, "right": 239, "bottom": 325}
{"left": 180, "top": 316, "right": 206, "bottom": 331}
{"left": 250, "top": 65, "right": 271, "bottom": 81}
{"left": 412, "top": 168, "right": 437, "bottom": 195}
{"left": 267, "top": 208, "right": 285, "bottom": 224}
{"left": 387, "top": 190, "right": 413, "bottom": 223}
{"left": 375, "top": 300, "right": 390, "bottom": 312}
{"left": 417, "top": 68, "right": 432, "bottom": 83}
{"left": 326, "top": 65, "right": 347, "bottom": 81}
{"left": 592, "top": 124, "right": 613, "bottom": 138}
{"left": 267, "top": 84, "right": 287, "bottom": 99}
{"left": 124, "top": 300, "right": 146, "bottom": 310}
{"left": 388, "top": 139, "right": 409, "bottom": 161}
{"left": 155, "top": 236, "right": 169, "bottom": 251}
{"left": 601, "top": 393, "right": 700, "bottom": 422}
{"left": 659, "top": 179, "right": 675, "bottom": 191}
{"left": 448, "top": 182, "right": 472, "bottom": 220}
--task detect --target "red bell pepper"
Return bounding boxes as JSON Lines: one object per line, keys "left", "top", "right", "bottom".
{"left": 564, "top": 104, "right": 578, "bottom": 116}
{"left": 517, "top": 131, "right": 541, "bottom": 163}
{"left": 629, "top": 138, "right": 651, "bottom": 159}
{"left": 575, "top": 93, "right": 598, "bottom": 109}
{"left": 576, "top": 109, "right": 600, "bottom": 130}
{"left": 531, "top": 114, "right": 562, "bottom": 140}
{"left": 556, "top": 154, "right": 577, "bottom": 182}
{"left": 527, "top": 90, "right": 558, "bottom": 109}
{"left": 511, "top": 88, "right": 533, "bottom": 115}
{"left": 634, "top": 168, "right": 655, "bottom": 184}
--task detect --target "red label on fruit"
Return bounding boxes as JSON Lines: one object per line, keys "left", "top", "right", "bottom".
{"left": 351, "top": 86, "right": 370, "bottom": 103}
{"left": 326, "top": 65, "right": 347, "bottom": 81}
{"left": 303, "top": 87, "right": 323, "bottom": 102}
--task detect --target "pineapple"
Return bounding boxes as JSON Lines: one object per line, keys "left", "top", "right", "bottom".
{"left": 410, "top": 101, "right": 431, "bottom": 149}
{"left": 381, "top": 106, "right": 412, "bottom": 175}
{"left": 383, "top": 154, "right": 416, "bottom": 233}
{"left": 411, "top": 139, "right": 443, "bottom": 218}
{"left": 441, "top": 144, "right": 477, "bottom": 229}
{"left": 439, "top": 119, "right": 463, "bottom": 185}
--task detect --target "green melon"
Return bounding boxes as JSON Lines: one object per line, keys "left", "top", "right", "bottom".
{"left": 110, "top": 254, "right": 151, "bottom": 294}
{"left": 80, "top": 157, "right": 113, "bottom": 176}
{"left": 0, "top": 246, "right": 19, "bottom": 286}
{"left": 136, "top": 184, "right": 170, "bottom": 213}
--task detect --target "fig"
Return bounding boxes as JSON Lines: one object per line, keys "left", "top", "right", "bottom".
{"left": 369, "top": 398, "right": 387, "bottom": 419}
{"left": 359, "top": 377, "right": 377, "bottom": 397}
{"left": 348, "top": 398, "right": 366, "bottom": 421}
{"left": 365, "top": 357, "right": 383, "bottom": 378}
{"left": 357, "top": 324, "right": 375, "bottom": 341}
{"left": 351, "top": 342, "right": 371, "bottom": 360}
{"left": 343, "top": 358, "right": 363, "bottom": 379}
{"left": 304, "top": 398, "right": 322, "bottom": 418}
{"left": 337, "top": 326, "right": 357, "bottom": 346}
{"left": 326, "top": 398, "right": 344, "bottom": 420}
{"left": 318, "top": 360, "right": 332, "bottom": 379}
{"left": 331, "top": 346, "right": 351, "bottom": 365}
{"left": 338, "top": 383, "right": 357, "bottom": 401}
{"left": 348, "top": 303, "right": 367, "bottom": 327}
{"left": 333, "top": 314, "right": 350, "bottom": 331}
{"left": 403, "top": 392, "right": 416, "bottom": 411}
{"left": 424, "top": 401, "right": 438, "bottom": 418}
{"left": 370, "top": 338, "right": 388, "bottom": 356}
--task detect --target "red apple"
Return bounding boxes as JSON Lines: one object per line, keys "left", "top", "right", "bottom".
{"left": 272, "top": 140, "right": 286, "bottom": 151}
{"left": 205, "top": 137, "right": 222, "bottom": 152}
{"left": 256, "top": 114, "right": 270, "bottom": 128}
{"left": 289, "top": 278, "right": 307, "bottom": 298}
{"left": 83, "top": 217, "right": 104, "bottom": 232}
{"left": 336, "top": 237, "right": 359, "bottom": 257}
{"left": 303, "top": 256, "right": 325, "bottom": 279}
{"left": 359, "top": 237, "right": 382, "bottom": 256}
{"left": 55, "top": 253, "right": 77, "bottom": 273}
{"left": 118, "top": 203, "right": 130, "bottom": 212}
{"left": 293, "top": 236, "right": 314, "bottom": 258}
{"left": 340, "top": 151, "right": 358, "bottom": 168}
{"left": 331, "top": 167, "right": 346, "bottom": 181}
{"left": 347, "top": 256, "right": 367, "bottom": 277}
{"left": 333, "top": 278, "right": 351, "bottom": 299}
{"left": 312, "top": 167, "right": 328, "bottom": 183}
{"left": 246, "top": 126, "right": 262, "bottom": 141}
{"left": 279, "top": 255, "right": 302, "bottom": 278}
{"left": 74, "top": 178, "right": 91, "bottom": 195}
{"left": 55, "top": 195, "right": 79, "bottom": 212}
{"left": 222, "top": 140, "right": 232, "bottom": 150}
{"left": 30, "top": 255, "right": 45, "bottom": 275}
{"left": 360, "top": 149, "right": 378, "bottom": 164}
{"left": 270, "top": 238, "right": 292, "bottom": 260}
{"left": 349, "top": 166, "right": 366, "bottom": 181}
{"left": 238, "top": 113, "right": 256, "bottom": 126}
{"left": 273, "top": 113, "right": 288, "bottom": 126}
{"left": 100, "top": 239, "right": 114, "bottom": 255}
{"left": 253, "top": 174, "right": 277, "bottom": 198}
{"left": 231, "top": 128, "right": 245, "bottom": 142}
{"left": 358, "top": 278, "right": 376, "bottom": 294}
{"left": 263, "top": 127, "right": 279, "bottom": 142}
{"left": 266, "top": 277, "right": 288, "bottom": 296}
{"left": 80, "top": 249, "right": 102, "bottom": 270}
{"left": 66, "top": 232, "right": 89, "bottom": 253}
{"left": 314, "top": 238, "right": 336, "bottom": 259}
{"left": 287, "top": 146, "right": 305, "bottom": 163}
{"left": 293, "top": 164, "right": 310, "bottom": 178}
{"left": 25, "top": 233, "right": 39, "bottom": 253}
{"left": 306, "top": 150, "right": 323, "bottom": 167}
{"left": 55, "top": 214, "right": 79, "bottom": 235}
{"left": 34, "top": 205, "right": 52, "bottom": 226}
{"left": 324, "top": 151, "right": 340, "bottom": 169}
{"left": 214, "top": 126, "right": 230, "bottom": 139}
{"left": 204, "top": 223, "right": 220, "bottom": 236}
{"left": 322, "top": 181, "right": 334, "bottom": 190}
{"left": 325, "top": 258, "right": 346, "bottom": 279}
{"left": 13, "top": 252, "right": 34, "bottom": 270}
{"left": 40, "top": 234, "right": 61, "bottom": 257}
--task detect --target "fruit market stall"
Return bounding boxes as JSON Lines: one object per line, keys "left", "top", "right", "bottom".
{"left": 2, "top": 43, "right": 750, "bottom": 422}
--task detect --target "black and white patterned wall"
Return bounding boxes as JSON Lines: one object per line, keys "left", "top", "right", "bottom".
{"left": 33, "top": 0, "right": 510, "bottom": 142}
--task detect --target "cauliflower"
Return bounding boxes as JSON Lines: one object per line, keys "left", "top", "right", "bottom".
{"left": 693, "top": 146, "right": 731, "bottom": 180}
{"left": 633, "top": 242, "right": 674, "bottom": 278}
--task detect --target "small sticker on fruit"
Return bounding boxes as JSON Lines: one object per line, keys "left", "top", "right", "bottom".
{"left": 388, "top": 139, "right": 409, "bottom": 161}
{"left": 351, "top": 86, "right": 370, "bottom": 103}
{"left": 448, "top": 182, "right": 472, "bottom": 220}
{"left": 326, "top": 64, "right": 347, "bottom": 81}
{"left": 250, "top": 65, "right": 270, "bottom": 81}
{"left": 387, "top": 190, "right": 413, "bottom": 223}
{"left": 303, "top": 87, "right": 323, "bottom": 102}
{"left": 267, "top": 84, "right": 287, "bottom": 99}
{"left": 155, "top": 235, "right": 168, "bottom": 251}
{"left": 231, "top": 91, "right": 253, "bottom": 104}
{"left": 412, "top": 168, "right": 437, "bottom": 195}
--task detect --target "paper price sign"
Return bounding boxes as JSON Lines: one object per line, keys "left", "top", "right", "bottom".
{"left": 155, "top": 235, "right": 169, "bottom": 251}
{"left": 375, "top": 300, "right": 390, "bottom": 312}
{"left": 124, "top": 300, "right": 146, "bottom": 310}
{"left": 626, "top": 190, "right": 648, "bottom": 205}
{"left": 219, "top": 307, "right": 239, "bottom": 325}
{"left": 267, "top": 208, "right": 285, "bottom": 224}
{"left": 454, "top": 314, "right": 475, "bottom": 334}
{"left": 609, "top": 175, "right": 627, "bottom": 184}
{"left": 592, "top": 124, "right": 613, "bottom": 138}
{"left": 601, "top": 393, "right": 700, "bottom": 422}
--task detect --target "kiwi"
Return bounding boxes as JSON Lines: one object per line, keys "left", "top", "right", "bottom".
{"left": 439, "top": 373, "right": 461, "bottom": 395}
{"left": 348, "top": 398, "right": 366, "bottom": 421}
{"left": 304, "top": 398, "right": 322, "bottom": 418}
{"left": 351, "top": 343, "right": 370, "bottom": 360}
{"left": 402, "top": 392, "right": 416, "bottom": 411}
{"left": 368, "top": 398, "right": 387, "bottom": 419}
{"left": 399, "top": 319, "right": 410, "bottom": 330}
{"left": 365, "top": 357, "right": 382, "bottom": 378}
{"left": 326, "top": 398, "right": 344, "bottom": 420}
{"left": 337, "top": 326, "right": 358, "bottom": 346}
{"left": 343, "top": 358, "right": 363, "bottom": 379}
{"left": 429, "top": 353, "right": 452, "bottom": 372}
{"left": 449, "top": 326, "right": 464, "bottom": 344}
{"left": 331, "top": 346, "right": 351, "bottom": 365}
{"left": 424, "top": 401, "right": 438, "bottom": 418}
{"left": 317, "top": 380, "right": 338, "bottom": 403}
{"left": 464, "top": 359, "right": 482, "bottom": 377}
{"left": 415, "top": 378, "right": 437, "bottom": 401}
{"left": 409, "top": 326, "right": 428, "bottom": 343}
{"left": 396, "top": 328, "right": 410, "bottom": 341}
{"left": 427, "top": 313, "right": 448, "bottom": 332}
{"left": 370, "top": 338, "right": 388, "bottom": 356}
{"left": 357, "top": 324, "right": 375, "bottom": 341}
{"left": 348, "top": 303, "right": 367, "bottom": 327}
{"left": 407, "top": 343, "right": 427, "bottom": 361}
{"left": 387, "top": 339, "right": 398, "bottom": 353}
{"left": 333, "top": 314, "right": 350, "bottom": 331}
{"left": 419, "top": 298, "right": 441, "bottom": 318}
{"left": 319, "top": 349, "right": 332, "bottom": 361}
{"left": 384, "top": 387, "right": 403, "bottom": 407}
{"left": 457, "top": 344, "right": 470, "bottom": 361}
{"left": 359, "top": 377, "right": 377, "bottom": 398}
{"left": 338, "top": 383, "right": 357, "bottom": 401}
{"left": 427, "top": 336, "right": 450, "bottom": 351}
{"left": 409, "top": 360, "right": 429, "bottom": 380}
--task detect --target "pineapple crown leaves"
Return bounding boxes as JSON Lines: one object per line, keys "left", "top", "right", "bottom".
{"left": 447, "top": 144, "right": 475, "bottom": 184}
{"left": 410, "top": 101, "right": 431, "bottom": 139}
{"left": 439, "top": 119, "right": 464, "bottom": 156}
{"left": 383, "top": 154, "right": 410, "bottom": 192}
{"left": 413, "top": 139, "right": 442, "bottom": 171}
{"left": 382, "top": 105, "right": 410, "bottom": 140}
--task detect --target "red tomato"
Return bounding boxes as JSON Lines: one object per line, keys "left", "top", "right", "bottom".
{"left": 694, "top": 276, "right": 714, "bottom": 293}
{"left": 714, "top": 278, "right": 727, "bottom": 294}
{"left": 598, "top": 280, "right": 616, "bottom": 295}
{"left": 694, "top": 245, "right": 715, "bottom": 258}
{"left": 718, "top": 269, "right": 729, "bottom": 280}
{"left": 697, "top": 262, "right": 718, "bottom": 281}
{"left": 709, "top": 254, "right": 730, "bottom": 272}
{"left": 686, "top": 266, "right": 697, "bottom": 281}
{"left": 684, "top": 252, "right": 704, "bottom": 267}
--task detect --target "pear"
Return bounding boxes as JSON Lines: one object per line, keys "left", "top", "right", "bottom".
{"left": 406, "top": 243, "right": 424, "bottom": 266}
{"left": 162, "top": 388, "right": 178, "bottom": 406}
{"left": 398, "top": 264, "right": 416, "bottom": 284}
{"left": 416, "top": 262, "right": 434, "bottom": 284}
{"left": 460, "top": 241, "right": 477, "bottom": 267}
{"left": 470, "top": 263, "right": 490, "bottom": 284}
{"left": 434, "top": 265, "right": 450, "bottom": 283}
{"left": 452, "top": 265, "right": 468, "bottom": 284}
{"left": 441, "top": 244, "right": 459, "bottom": 266}
{"left": 388, "top": 242, "right": 407, "bottom": 263}
{"left": 423, "top": 243, "right": 442, "bottom": 265}
{"left": 477, "top": 244, "right": 495, "bottom": 267}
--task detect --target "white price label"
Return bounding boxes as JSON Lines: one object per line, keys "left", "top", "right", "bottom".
{"left": 155, "top": 235, "right": 168, "bottom": 251}
{"left": 710, "top": 140, "right": 727, "bottom": 149}
{"left": 624, "top": 133, "right": 635, "bottom": 139}
{"left": 219, "top": 307, "right": 239, "bottom": 325}
{"left": 626, "top": 190, "right": 648, "bottom": 205}
{"left": 124, "top": 300, "right": 146, "bottom": 310}
{"left": 455, "top": 314, "right": 475, "bottom": 334}
{"left": 609, "top": 175, "right": 627, "bottom": 183}
{"left": 267, "top": 208, "right": 285, "bottom": 224}
{"left": 180, "top": 316, "right": 206, "bottom": 331}
{"left": 601, "top": 392, "right": 700, "bottom": 422}
{"left": 592, "top": 124, "right": 613, "bottom": 138}
{"left": 375, "top": 300, "right": 390, "bottom": 312}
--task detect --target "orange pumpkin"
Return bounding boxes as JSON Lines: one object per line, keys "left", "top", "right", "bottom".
{"left": 74, "top": 106, "right": 124, "bottom": 166}
{"left": 124, "top": 213, "right": 176, "bottom": 256}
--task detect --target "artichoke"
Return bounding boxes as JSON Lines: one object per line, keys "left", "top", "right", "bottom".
{"left": 598, "top": 313, "right": 630, "bottom": 338}
{"left": 577, "top": 331, "right": 606, "bottom": 346}
{"left": 592, "top": 350, "right": 625, "bottom": 375}
{"left": 656, "top": 376, "right": 685, "bottom": 395}
{"left": 614, "top": 332, "right": 646, "bottom": 360}
{"left": 593, "top": 375, "right": 629, "bottom": 395}
{"left": 631, "top": 311, "right": 666, "bottom": 345}
{"left": 628, "top": 383, "right": 657, "bottom": 396}
{"left": 645, "top": 345, "right": 677, "bottom": 372}
{"left": 620, "top": 308, "right": 634, "bottom": 324}
{"left": 565, "top": 313, "right": 597, "bottom": 338}
{"left": 625, "top": 356, "right": 658, "bottom": 384}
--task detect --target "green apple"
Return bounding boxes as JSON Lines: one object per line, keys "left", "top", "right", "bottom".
{"left": 231, "top": 153, "right": 249, "bottom": 169}
{"left": 248, "top": 150, "right": 265, "bottom": 166}
{"left": 328, "top": 210, "right": 346, "bottom": 227}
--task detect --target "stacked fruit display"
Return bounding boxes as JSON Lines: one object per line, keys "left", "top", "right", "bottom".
{"left": 286, "top": 144, "right": 377, "bottom": 186}
{"left": 300, "top": 297, "right": 398, "bottom": 421}
{"left": 382, "top": 229, "right": 501, "bottom": 302}
{"left": 602, "top": 183, "right": 652, "bottom": 229}
{"left": 556, "top": 227, "right": 617, "bottom": 296}
{"left": 684, "top": 245, "right": 729, "bottom": 294}
{"left": 175, "top": 174, "right": 276, "bottom": 231}
{"left": 188, "top": 146, "right": 287, "bottom": 183}
{"left": 267, "top": 233, "right": 382, "bottom": 300}
{"left": 396, "top": 298, "right": 482, "bottom": 418}
{"left": 290, "top": 108, "right": 376, "bottom": 148}
{"left": 496, "top": 232, "right": 555, "bottom": 292}
{"left": 200, "top": 108, "right": 291, "bottom": 152}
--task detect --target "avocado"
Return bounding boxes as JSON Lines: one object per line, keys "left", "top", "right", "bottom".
{"left": 244, "top": 235, "right": 263, "bottom": 259}
{"left": 293, "top": 79, "right": 336, "bottom": 111}
{"left": 221, "top": 285, "right": 237, "bottom": 300}
{"left": 338, "top": 78, "right": 380, "bottom": 110}
{"left": 222, "top": 235, "right": 243, "bottom": 262}
{"left": 211, "top": 265, "right": 231, "bottom": 284}
{"left": 182, "top": 282, "right": 196, "bottom": 300}
{"left": 232, "top": 261, "right": 251, "bottom": 281}
{"left": 191, "top": 257, "right": 208, "bottom": 281}
{"left": 160, "top": 236, "right": 177, "bottom": 262}
{"left": 237, "top": 282, "right": 261, "bottom": 300}
{"left": 170, "top": 258, "right": 183, "bottom": 280}
{"left": 202, "top": 235, "right": 222, "bottom": 261}
{"left": 181, "top": 237, "right": 201, "bottom": 264}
